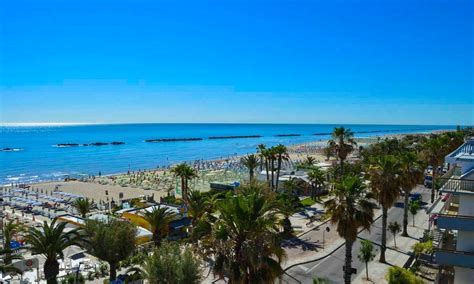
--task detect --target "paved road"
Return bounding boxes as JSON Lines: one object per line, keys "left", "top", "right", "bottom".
{"left": 283, "top": 185, "right": 431, "bottom": 284}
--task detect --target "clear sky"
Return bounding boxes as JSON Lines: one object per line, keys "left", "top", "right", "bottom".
{"left": 0, "top": 0, "right": 472, "bottom": 125}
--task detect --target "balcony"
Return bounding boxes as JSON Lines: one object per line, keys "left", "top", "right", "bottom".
{"left": 436, "top": 197, "right": 474, "bottom": 231}
{"left": 435, "top": 231, "right": 474, "bottom": 269}
{"left": 439, "top": 177, "right": 474, "bottom": 195}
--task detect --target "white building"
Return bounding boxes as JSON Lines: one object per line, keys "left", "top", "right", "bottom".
{"left": 433, "top": 137, "right": 474, "bottom": 284}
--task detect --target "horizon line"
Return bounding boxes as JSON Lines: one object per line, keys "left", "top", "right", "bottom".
{"left": 0, "top": 122, "right": 466, "bottom": 127}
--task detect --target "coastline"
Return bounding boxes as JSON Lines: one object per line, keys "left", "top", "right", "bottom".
{"left": 2, "top": 129, "right": 453, "bottom": 203}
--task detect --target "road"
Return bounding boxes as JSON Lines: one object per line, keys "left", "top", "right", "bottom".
{"left": 283, "top": 185, "right": 431, "bottom": 284}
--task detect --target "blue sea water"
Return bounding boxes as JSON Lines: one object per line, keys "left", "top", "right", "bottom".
{"left": 0, "top": 123, "right": 455, "bottom": 185}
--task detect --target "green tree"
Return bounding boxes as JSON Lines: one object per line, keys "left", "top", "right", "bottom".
{"left": 323, "top": 146, "right": 333, "bottom": 161}
{"left": 0, "top": 248, "right": 23, "bottom": 276}
{"left": 409, "top": 201, "right": 420, "bottom": 226}
{"left": 386, "top": 266, "right": 424, "bottom": 284}
{"left": 399, "top": 151, "right": 424, "bottom": 236}
{"left": 328, "top": 127, "right": 357, "bottom": 176}
{"left": 134, "top": 241, "right": 202, "bottom": 284}
{"left": 324, "top": 176, "right": 377, "bottom": 284}
{"left": 358, "top": 239, "right": 376, "bottom": 281}
{"left": 241, "top": 154, "right": 260, "bottom": 182}
{"left": 2, "top": 220, "right": 23, "bottom": 264}
{"left": 304, "top": 156, "right": 317, "bottom": 166}
{"left": 257, "top": 144, "right": 270, "bottom": 184}
{"left": 83, "top": 218, "right": 137, "bottom": 282}
{"left": 186, "top": 190, "right": 207, "bottom": 227}
{"left": 367, "top": 155, "right": 401, "bottom": 263}
{"left": 72, "top": 198, "right": 94, "bottom": 218}
{"left": 388, "top": 221, "right": 401, "bottom": 248}
{"left": 143, "top": 206, "right": 177, "bottom": 246}
{"left": 277, "top": 191, "right": 303, "bottom": 237}
{"left": 308, "top": 167, "right": 326, "bottom": 199}
{"left": 26, "top": 219, "right": 81, "bottom": 284}
{"left": 208, "top": 185, "right": 285, "bottom": 283}
{"left": 171, "top": 163, "right": 198, "bottom": 204}
{"left": 421, "top": 136, "right": 444, "bottom": 203}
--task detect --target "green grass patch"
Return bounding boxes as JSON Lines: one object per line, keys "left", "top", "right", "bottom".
{"left": 300, "top": 197, "right": 317, "bottom": 206}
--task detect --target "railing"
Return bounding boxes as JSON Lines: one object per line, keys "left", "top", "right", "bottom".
{"left": 438, "top": 177, "right": 474, "bottom": 193}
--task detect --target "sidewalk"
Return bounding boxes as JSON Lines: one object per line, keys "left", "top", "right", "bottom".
{"left": 353, "top": 204, "right": 430, "bottom": 284}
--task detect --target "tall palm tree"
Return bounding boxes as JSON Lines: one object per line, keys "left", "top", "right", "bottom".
{"left": 240, "top": 154, "right": 260, "bottom": 182}
{"left": 421, "top": 136, "right": 446, "bottom": 203}
{"left": 83, "top": 219, "right": 136, "bottom": 282}
{"left": 367, "top": 155, "right": 401, "bottom": 263}
{"left": 171, "top": 163, "right": 198, "bottom": 204}
{"left": 25, "top": 219, "right": 81, "bottom": 284}
{"left": 328, "top": 127, "right": 357, "bottom": 176}
{"left": 274, "top": 144, "right": 289, "bottom": 191}
{"left": 308, "top": 167, "right": 326, "bottom": 199}
{"left": 324, "top": 176, "right": 376, "bottom": 284}
{"left": 399, "top": 151, "right": 424, "bottom": 236}
{"left": 210, "top": 186, "right": 285, "bottom": 283}
{"left": 72, "top": 198, "right": 94, "bottom": 218}
{"left": 2, "top": 220, "right": 23, "bottom": 264}
{"left": 142, "top": 206, "right": 177, "bottom": 246}
{"left": 257, "top": 144, "right": 270, "bottom": 183}
{"left": 267, "top": 147, "right": 277, "bottom": 190}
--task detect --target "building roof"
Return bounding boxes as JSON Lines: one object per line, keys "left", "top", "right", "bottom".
{"left": 446, "top": 138, "right": 474, "bottom": 163}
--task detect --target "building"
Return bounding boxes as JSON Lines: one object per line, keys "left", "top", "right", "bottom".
{"left": 432, "top": 138, "right": 474, "bottom": 284}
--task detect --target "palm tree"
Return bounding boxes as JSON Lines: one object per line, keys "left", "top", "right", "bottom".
{"left": 367, "top": 155, "right": 401, "bottom": 263}
{"left": 83, "top": 218, "right": 136, "bottom": 282}
{"left": 0, "top": 248, "right": 23, "bottom": 276}
{"left": 2, "top": 220, "right": 23, "bottom": 264}
{"left": 274, "top": 144, "right": 289, "bottom": 191}
{"left": 257, "top": 144, "right": 267, "bottom": 172}
{"left": 186, "top": 190, "right": 207, "bottom": 227}
{"left": 210, "top": 186, "right": 285, "bottom": 283}
{"left": 358, "top": 239, "right": 376, "bottom": 281}
{"left": 421, "top": 136, "right": 444, "bottom": 203}
{"left": 25, "top": 219, "right": 81, "bottom": 284}
{"left": 324, "top": 176, "right": 377, "bottom": 284}
{"left": 399, "top": 152, "right": 424, "bottom": 236}
{"left": 130, "top": 241, "right": 202, "bottom": 284}
{"left": 72, "top": 198, "right": 94, "bottom": 218}
{"left": 142, "top": 206, "right": 177, "bottom": 246}
{"left": 304, "top": 156, "right": 316, "bottom": 166}
{"left": 388, "top": 221, "right": 401, "bottom": 248}
{"left": 308, "top": 167, "right": 326, "bottom": 199}
{"left": 171, "top": 163, "right": 198, "bottom": 204}
{"left": 328, "top": 127, "right": 357, "bottom": 176}
{"left": 409, "top": 201, "right": 420, "bottom": 226}
{"left": 240, "top": 154, "right": 260, "bottom": 182}
{"left": 257, "top": 144, "right": 270, "bottom": 183}
{"left": 266, "top": 147, "right": 277, "bottom": 190}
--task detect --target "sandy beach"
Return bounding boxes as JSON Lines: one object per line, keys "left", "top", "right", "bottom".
{"left": 14, "top": 130, "right": 448, "bottom": 202}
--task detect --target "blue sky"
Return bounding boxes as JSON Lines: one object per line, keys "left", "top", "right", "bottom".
{"left": 0, "top": 0, "right": 472, "bottom": 125}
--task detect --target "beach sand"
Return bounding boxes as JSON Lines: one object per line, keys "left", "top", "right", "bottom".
{"left": 30, "top": 180, "right": 165, "bottom": 203}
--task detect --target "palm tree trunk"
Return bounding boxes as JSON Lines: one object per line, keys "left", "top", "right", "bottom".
{"left": 393, "top": 233, "right": 397, "bottom": 248}
{"left": 275, "top": 156, "right": 282, "bottom": 190}
{"left": 431, "top": 169, "right": 436, "bottom": 203}
{"left": 344, "top": 240, "right": 353, "bottom": 284}
{"left": 265, "top": 159, "right": 270, "bottom": 185}
{"left": 402, "top": 193, "right": 409, "bottom": 236}
{"left": 44, "top": 258, "right": 59, "bottom": 284}
{"left": 109, "top": 262, "right": 117, "bottom": 281}
{"left": 413, "top": 214, "right": 415, "bottom": 226}
{"left": 379, "top": 207, "right": 388, "bottom": 263}
{"left": 271, "top": 158, "right": 275, "bottom": 190}
{"left": 4, "top": 243, "right": 11, "bottom": 265}
{"left": 181, "top": 177, "right": 186, "bottom": 202}
{"left": 249, "top": 168, "right": 254, "bottom": 182}
{"left": 365, "top": 261, "right": 369, "bottom": 280}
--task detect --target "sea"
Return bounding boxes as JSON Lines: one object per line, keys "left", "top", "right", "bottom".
{"left": 0, "top": 123, "right": 456, "bottom": 185}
